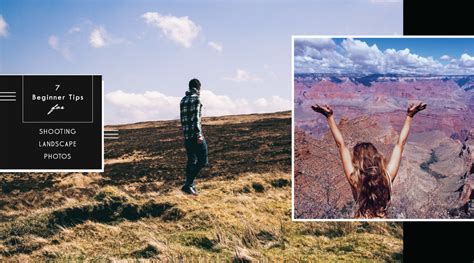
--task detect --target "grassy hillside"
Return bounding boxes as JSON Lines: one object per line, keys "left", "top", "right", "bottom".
{"left": 0, "top": 111, "right": 402, "bottom": 261}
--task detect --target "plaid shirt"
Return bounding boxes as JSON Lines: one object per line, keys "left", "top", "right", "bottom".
{"left": 180, "top": 89, "right": 203, "bottom": 139}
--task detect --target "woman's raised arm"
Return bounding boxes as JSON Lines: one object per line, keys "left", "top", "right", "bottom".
{"left": 312, "top": 104, "right": 355, "bottom": 185}
{"left": 386, "top": 102, "right": 427, "bottom": 182}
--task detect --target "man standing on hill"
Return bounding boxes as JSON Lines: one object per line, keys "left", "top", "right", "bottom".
{"left": 180, "top": 78, "right": 208, "bottom": 195}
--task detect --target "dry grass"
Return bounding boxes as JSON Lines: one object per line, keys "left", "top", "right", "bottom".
{"left": 1, "top": 172, "right": 402, "bottom": 262}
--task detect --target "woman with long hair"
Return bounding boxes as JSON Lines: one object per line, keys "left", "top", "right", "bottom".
{"left": 312, "top": 102, "right": 427, "bottom": 218}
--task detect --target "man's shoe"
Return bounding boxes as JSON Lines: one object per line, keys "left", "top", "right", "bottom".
{"left": 191, "top": 185, "right": 198, "bottom": 194}
{"left": 181, "top": 185, "right": 198, "bottom": 196}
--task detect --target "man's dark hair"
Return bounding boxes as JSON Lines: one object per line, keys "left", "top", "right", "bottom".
{"left": 189, "top": 78, "right": 201, "bottom": 90}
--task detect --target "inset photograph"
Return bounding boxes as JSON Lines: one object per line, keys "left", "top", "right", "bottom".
{"left": 293, "top": 36, "right": 474, "bottom": 219}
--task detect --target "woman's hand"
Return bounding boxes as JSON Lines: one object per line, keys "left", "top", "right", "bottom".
{"left": 407, "top": 102, "right": 427, "bottom": 117}
{"left": 311, "top": 104, "right": 333, "bottom": 118}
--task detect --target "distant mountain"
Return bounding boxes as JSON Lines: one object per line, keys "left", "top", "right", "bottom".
{"left": 295, "top": 73, "right": 474, "bottom": 136}
{"left": 295, "top": 73, "right": 474, "bottom": 89}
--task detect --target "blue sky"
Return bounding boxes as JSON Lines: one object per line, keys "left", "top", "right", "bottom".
{"left": 352, "top": 38, "right": 474, "bottom": 62}
{"left": 0, "top": 0, "right": 402, "bottom": 124}
{"left": 295, "top": 37, "right": 474, "bottom": 75}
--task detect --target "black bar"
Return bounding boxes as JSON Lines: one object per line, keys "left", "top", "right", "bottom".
{"left": 404, "top": 0, "right": 474, "bottom": 35}
{"left": 404, "top": 222, "right": 474, "bottom": 262}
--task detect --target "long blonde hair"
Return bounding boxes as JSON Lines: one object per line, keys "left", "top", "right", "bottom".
{"left": 351, "top": 142, "right": 391, "bottom": 218}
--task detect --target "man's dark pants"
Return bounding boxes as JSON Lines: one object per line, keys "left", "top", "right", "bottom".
{"left": 184, "top": 138, "right": 208, "bottom": 187}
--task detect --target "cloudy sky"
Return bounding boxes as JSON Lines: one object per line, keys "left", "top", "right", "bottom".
{"left": 294, "top": 38, "right": 474, "bottom": 75}
{"left": 1, "top": 0, "right": 402, "bottom": 124}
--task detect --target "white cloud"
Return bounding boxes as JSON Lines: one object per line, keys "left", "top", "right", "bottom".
{"left": 106, "top": 90, "right": 180, "bottom": 123}
{"left": 459, "top": 53, "right": 474, "bottom": 68}
{"left": 341, "top": 38, "right": 385, "bottom": 73}
{"left": 201, "top": 90, "right": 290, "bottom": 117}
{"left": 295, "top": 37, "right": 474, "bottom": 75}
{"left": 89, "top": 26, "right": 107, "bottom": 48}
{"left": 0, "top": 15, "right": 8, "bottom": 37}
{"left": 48, "top": 35, "right": 72, "bottom": 60}
{"left": 253, "top": 96, "right": 290, "bottom": 109}
{"left": 298, "top": 38, "right": 336, "bottom": 51}
{"left": 105, "top": 89, "right": 290, "bottom": 124}
{"left": 48, "top": 35, "right": 59, "bottom": 49}
{"left": 208, "top": 41, "right": 223, "bottom": 52}
{"left": 89, "top": 26, "right": 124, "bottom": 48}
{"left": 142, "top": 12, "right": 201, "bottom": 48}
{"left": 68, "top": 27, "right": 81, "bottom": 34}
{"left": 384, "top": 48, "right": 442, "bottom": 74}
{"left": 224, "top": 69, "right": 263, "bottom": 82}
{"left": 294, "top": 38, "right": 355, "bottom": 74}
{"left": 440, "top": 55, "right": 451, "bottom": 60}
{"left": 294, "top": 38, "right": 336, "bottom": 57}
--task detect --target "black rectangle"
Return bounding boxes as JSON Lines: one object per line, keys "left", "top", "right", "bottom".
{"left": 404, "top": 0, "right": 474, "bottom": 35}
{"left": 0, "top": 75, "right": 102, "bottom": 171}
{"left": 404, "top": 222, "right": 474, "bottom": 262}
